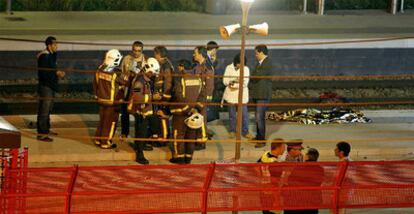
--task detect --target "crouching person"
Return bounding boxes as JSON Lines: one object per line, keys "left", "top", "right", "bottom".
{"left": 170, "top": 59, "right": 207, "bottom": 164}
{"left": 127, "top": 58, "right": 160, "bottom": 165}
{"left": 93, "top": 49, "right": 128, "bottom": 149}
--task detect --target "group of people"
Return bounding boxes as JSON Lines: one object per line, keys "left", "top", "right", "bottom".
{"left": 36, "top": 36, "right": 276, "bottom": 165}
{"left": 258, "top": 140, "right": 352, "bottom": 214}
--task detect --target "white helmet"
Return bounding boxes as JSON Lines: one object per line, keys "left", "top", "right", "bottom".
{"left": 184, "top": 112, "right": 204, "bottom": 129}
{"left": 145, "top": 57, "right": 160, "bottom": 75}
{"left": 104, "top": 49, "right": 123, "bottom": 68}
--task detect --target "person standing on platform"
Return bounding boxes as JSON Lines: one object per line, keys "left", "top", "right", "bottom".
{"left": 127, "top": 58, "right": 161, "bottom": 164}
{"left": 206, "top": 41, "right": 221, "bottom": 129}
{"left": 36, "top": 36, "right": 65, "bottom": 142}
{"left": 250, "top": 45, "right": 273, "bottom": 148}
{"left": 223, "top": 53, "right": 253, "bottom": 139}
{"left": 93, "top": 49, "right": 127, "bottom": 149}
{"left": 120, "top": 41, "right": 146, "bottom": 140}
{"left": 170, "top": 59, "right": 206, "bottom": 164}
{"left": 193, "top": 46, "right": 214, "bottom": 150}
{"left": 152, "top": 46, "right": 174, "bottom": 146}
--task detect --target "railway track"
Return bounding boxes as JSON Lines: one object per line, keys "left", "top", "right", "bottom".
{"left": 1, "top": 79, "right": 414, "bottom": 115}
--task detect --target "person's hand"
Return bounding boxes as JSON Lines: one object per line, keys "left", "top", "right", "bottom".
{"left": 152, "top": 93, "right": 162, "bottom": 101}
{"left": 56, "top": 70, "right": 65, "bottom": 78}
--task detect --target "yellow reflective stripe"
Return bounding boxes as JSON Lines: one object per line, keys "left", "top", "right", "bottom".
{"left": 156, "top": 80, "right": 164, "bottom": 84}
{"left": 108, "top": 122, "right": 116, "bottom": 141}
{"left": 95, "top": 73, "right": 99, "bottom": 84}
{"left": 173, "top": 129, "right": 178, "bottom": 157}
{"left": 162, "top": 119, "right": 168, "bottom": 139}
{"left": 170, "top": 105, "right": 189, "bottom": 113}
{"left": 163, "top": 94, "right": 172, "bottom": 99}
{"left": 144, "top": 94, "right": 149, "bottom": 103}
{"left": 97, "top": 98, "right": 114, "bottom": 105}
{"left": 127, "top": 100, "right": 133, "bottom": 111}
{"left": 197, "top": 102, "right": 204, "bottom": 108}
{"left": 185, "top": 154, "right": 193, "bottom": 158}
{"left": 181, "top": 78, "right": 186, "bottom": 98}
{"left": 110, "top": 73, "right": 117, "bottom": 103}
{"left": 201, "top": 124, "right": 207, "bottom": 142}
{"left": 207, "top": 96, "right": 213, "bottom": 101}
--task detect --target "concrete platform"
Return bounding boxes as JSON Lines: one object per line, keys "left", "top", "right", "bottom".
{"left": 2, "top": 110, "right": 414, "bottom": 168}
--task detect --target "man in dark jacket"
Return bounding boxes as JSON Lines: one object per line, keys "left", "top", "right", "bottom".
{"left": 36, "top": 36, "right": 65, "bottom": 142}
{"left": 249, "top": 45, "right": 273, "bottom": 148}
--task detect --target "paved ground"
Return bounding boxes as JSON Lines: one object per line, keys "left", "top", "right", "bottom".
{"left": 3, "top": 110, "right": 414, "bottom": 168}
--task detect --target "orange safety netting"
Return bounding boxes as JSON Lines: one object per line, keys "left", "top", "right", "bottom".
{"left": 2, "top": 161, "right": 414, "bottom": 213}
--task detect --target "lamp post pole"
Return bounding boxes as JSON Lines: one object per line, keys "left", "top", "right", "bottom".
{"left": 235, "top": 0, "right": 253, "bottom": 161}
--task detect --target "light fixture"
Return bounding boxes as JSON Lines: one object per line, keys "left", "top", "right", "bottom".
{"left": 249, "top": 22, "right": 268, "bottom": 36}
{"left": 219, "top": 23, "right": 241, "bottom": 39}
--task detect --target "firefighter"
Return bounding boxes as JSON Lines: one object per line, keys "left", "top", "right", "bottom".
{"left": 193, "top": 46, "right": 214, "bottom": 150}
{"left": 93, "top": 49, "right": 128, "bottom": 149}
{"left": 151, "top": 46, "right": 174, "bottom": 146}
{"left": 120, "top": 41, "right": 147, "bottom": 139}
{"left": 169, "top": 59, "right": 206, "bottom": 164}
{"left": 127, "top": 57, "right": 160, "bottom": 165}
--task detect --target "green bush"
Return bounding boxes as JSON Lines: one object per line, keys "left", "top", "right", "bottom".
{"left": 1, "top": 0, "right": 413, "bottom": 11}
{"left": 1, "top": 0, "right": 206, "bottom": 11}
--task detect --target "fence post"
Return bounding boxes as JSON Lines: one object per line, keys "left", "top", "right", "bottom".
{"left": 390, "top": 0, "right": 397, "bottom": 15}
{"left": 6, "top": 0, "right": 12, "bottom": 15}
{"left": 66, "top": 165, "right": 79, "bottom": 214}
{"left": 317, "top": 0, "right": 325, "bottom": 15}
{"left": 202, "top": 163, "right": 216, "bottom": 214}
{"left": 400, "top": 0, "right": 405, "bottom": 13}
{"left": 333, "top": 161, "right": 349, "bottom": 214}
{"left": 303, "top": 0, "right": 307, "bottom": 14}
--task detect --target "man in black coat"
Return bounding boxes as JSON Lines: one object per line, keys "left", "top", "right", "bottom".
{"left": 36, "top": 36, "right": 65, "bottom": 142}
{"left": 249, "top": 45, "right": 273, "bottom": 148}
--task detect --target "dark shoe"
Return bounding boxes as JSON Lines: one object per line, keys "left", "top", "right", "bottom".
{"left": 194, "top": 143, "right": 206, "bottom": 151}
{"left": 169, "top": 157, "right": 185, "bottom": 164}
{"left": 143, "top": 143, "right": 153, "bottom": 151}
{"left": 254, "top": 142, "right": 266, "bottom": 148}
{"left": 185, "top": 158, "right": 192, "bottom": 164}
{"left": 49, "top": 131, "right": 58, "bottom": 136}
{"left": 262, "top": 211, "right": 275, "bottom": 214}
{"left": 37, "top": 136, "right": 53, "bottom": 142}
{"left": 136, "top": 157, "right": 149, "bottom": 165}
{"left": 136, "top": 152, "right": 149, "bottom": 165}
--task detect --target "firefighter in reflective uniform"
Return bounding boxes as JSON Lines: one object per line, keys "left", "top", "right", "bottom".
{"left": 193, "top": 46, "right": 214, "bottom": 150}
{"left": 127, "top": 57, "right": 160, "bottom": 165}
{"left": 169, "top": 59, "right": 207, "bottom": 164}
{"left": 152, "top": 46, "right": 174, "bottom": 145}
{"left": 93, "top": 49, "right": 128, "bottom": 149}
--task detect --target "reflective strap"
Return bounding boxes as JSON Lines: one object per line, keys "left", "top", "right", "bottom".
{"left": 162, "top": 119, "right": 168, "bottom": 139}
{"left": 110, "top": 73, "right": 117, "bottom": 103}
{"left": 144, "top": 94, "right": 149, "bottom": 103}
{"left": 181, "top": 78, "right": 186, "bottom": 98}
{"left": 173, "top": 129, "right": 178, "bottom": 157}
{"left": 108, "top": 122, "right": 116, "bottom": 142}
{"left": 163, "top": 94, "right": 172, "bottom": 99}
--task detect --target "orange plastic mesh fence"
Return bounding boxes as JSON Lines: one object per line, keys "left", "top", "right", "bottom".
{"left": 2, "top": 161, "right": 414, "bottom": 213}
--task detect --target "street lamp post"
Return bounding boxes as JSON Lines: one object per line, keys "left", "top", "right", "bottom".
{"left": 220, "top": 0, "right": 268, "bottom": 162}
{"left": 235, "top": 0, "right": 254, "bottom": 161}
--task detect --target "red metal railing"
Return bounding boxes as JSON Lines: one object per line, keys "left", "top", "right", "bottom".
{"left": 1, "top": 161, "right": 414, "bottom": 213}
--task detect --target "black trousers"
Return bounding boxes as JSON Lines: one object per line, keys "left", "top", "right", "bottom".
{"left": 37, "top": 85, "right": 55, "bottom": 134}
